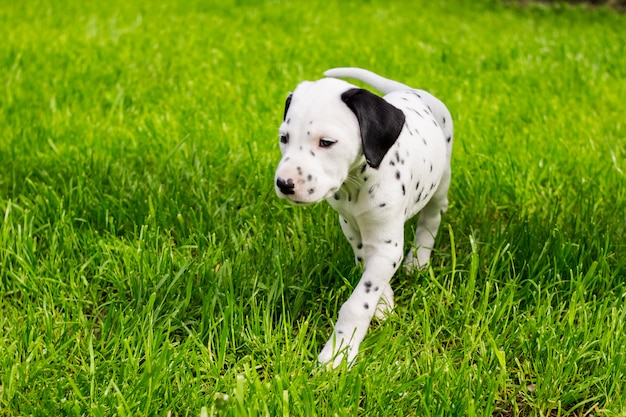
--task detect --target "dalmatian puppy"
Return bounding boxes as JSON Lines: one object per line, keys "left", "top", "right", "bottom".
{"left": 274, "top": 67, "right": 453, "bottom": 368}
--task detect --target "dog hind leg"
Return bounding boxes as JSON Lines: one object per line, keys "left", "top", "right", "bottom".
{"left": 374, "top": 283, "right": 394, "bottom": 320}
{"left": 404, "top": 169, "right": 450, "bottom": 271}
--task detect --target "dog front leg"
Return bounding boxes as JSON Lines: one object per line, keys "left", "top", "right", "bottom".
{"left": 338, "top": 214, "right": 364, "bottom": 264}
{"left": 318, "top": 243, "right": 403, "bottom": 368}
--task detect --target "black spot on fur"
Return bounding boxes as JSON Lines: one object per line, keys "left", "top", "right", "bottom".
{"left": 363, "top": 303, "right": 369, "bottom": 310}
{"left": 447, "top": 136, "right": 452, "bottom": 143}
{"left": 385, "top": 239, "right": 392, "bottom": 244}
{"left": 379, "top": 203, "right": 386, "bottom": 207}
{"left": 310, "top": 150, "right": 316, "bottom": 157}
{"left": 374, "top": 286, "right": 379, "bottom": 292}
{"left": 395, "top": 171, "right": 401, "bottom": 180}
{"left": 409, "top": 108, "right": 424, "bottom": 118}
{"left": 357, "top": 243, "right": 363, "bottom": 249}
{"left": 307, "top": 188, "right": 315, "bottom": 195}
{"left": 402, "top": 184, "right": 406, "bottom": 195}
{"left": 307, "top": 174, "right": 313, "bottom": 181}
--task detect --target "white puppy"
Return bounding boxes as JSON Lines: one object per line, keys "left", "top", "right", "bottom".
{"left": 275, "top": 68, "right": 453, "bottom": 367}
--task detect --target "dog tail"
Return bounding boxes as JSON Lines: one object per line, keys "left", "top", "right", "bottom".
{"left": 324, "top": 67, "right": 411, "bottom": 94}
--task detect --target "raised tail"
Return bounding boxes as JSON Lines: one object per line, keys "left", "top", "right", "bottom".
{"left": 324, "top": 67, "right": 412, "bottom": 94}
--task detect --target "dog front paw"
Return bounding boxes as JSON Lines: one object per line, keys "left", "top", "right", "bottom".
{"left": 318, "top": 333, "right": 358, "bottom": 368}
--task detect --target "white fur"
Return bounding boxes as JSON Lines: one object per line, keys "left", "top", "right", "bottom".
{"left": 275, "top": 68, "right": 453, "bottom": 368}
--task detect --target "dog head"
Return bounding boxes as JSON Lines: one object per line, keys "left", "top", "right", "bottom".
{"left": 275, "top": 77, "right": 405, "bottom": 204}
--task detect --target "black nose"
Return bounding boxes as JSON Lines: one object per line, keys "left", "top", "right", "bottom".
{"left": 276, "top": 177, "right": 295, "bottom": 195}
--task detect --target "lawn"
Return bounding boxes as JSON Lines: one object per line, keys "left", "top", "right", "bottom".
{"left": 1, "top": 0, "right": 625, "bottom": 415}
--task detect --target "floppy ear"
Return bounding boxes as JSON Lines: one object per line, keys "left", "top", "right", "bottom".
{"left": 341, "top": 88, "right": 405, "bottom": 168}
{"left": 283, "top": 93, "right": 293, "bottom": 121}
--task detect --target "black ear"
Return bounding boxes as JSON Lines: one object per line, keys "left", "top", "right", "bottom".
{"left": 283, "top": 93, "right": 293, "bottom": 121}
{"left": 341, "top": 88, "right": 405, "bottom": 168}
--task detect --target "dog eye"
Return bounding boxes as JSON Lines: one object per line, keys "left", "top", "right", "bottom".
{"left": 279, "top": 133, "right": 289, "bottom": 144}
{"left": 319, "top": 138, "right": 336, "bottom": 148}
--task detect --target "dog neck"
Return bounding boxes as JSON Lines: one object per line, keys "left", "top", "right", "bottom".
{"left": 327, "top": 154, "right": 367, "bottom": 205}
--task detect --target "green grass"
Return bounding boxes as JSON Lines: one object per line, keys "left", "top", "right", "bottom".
{"left": 1, "top": 0, "right": 625, "bottom": 415}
